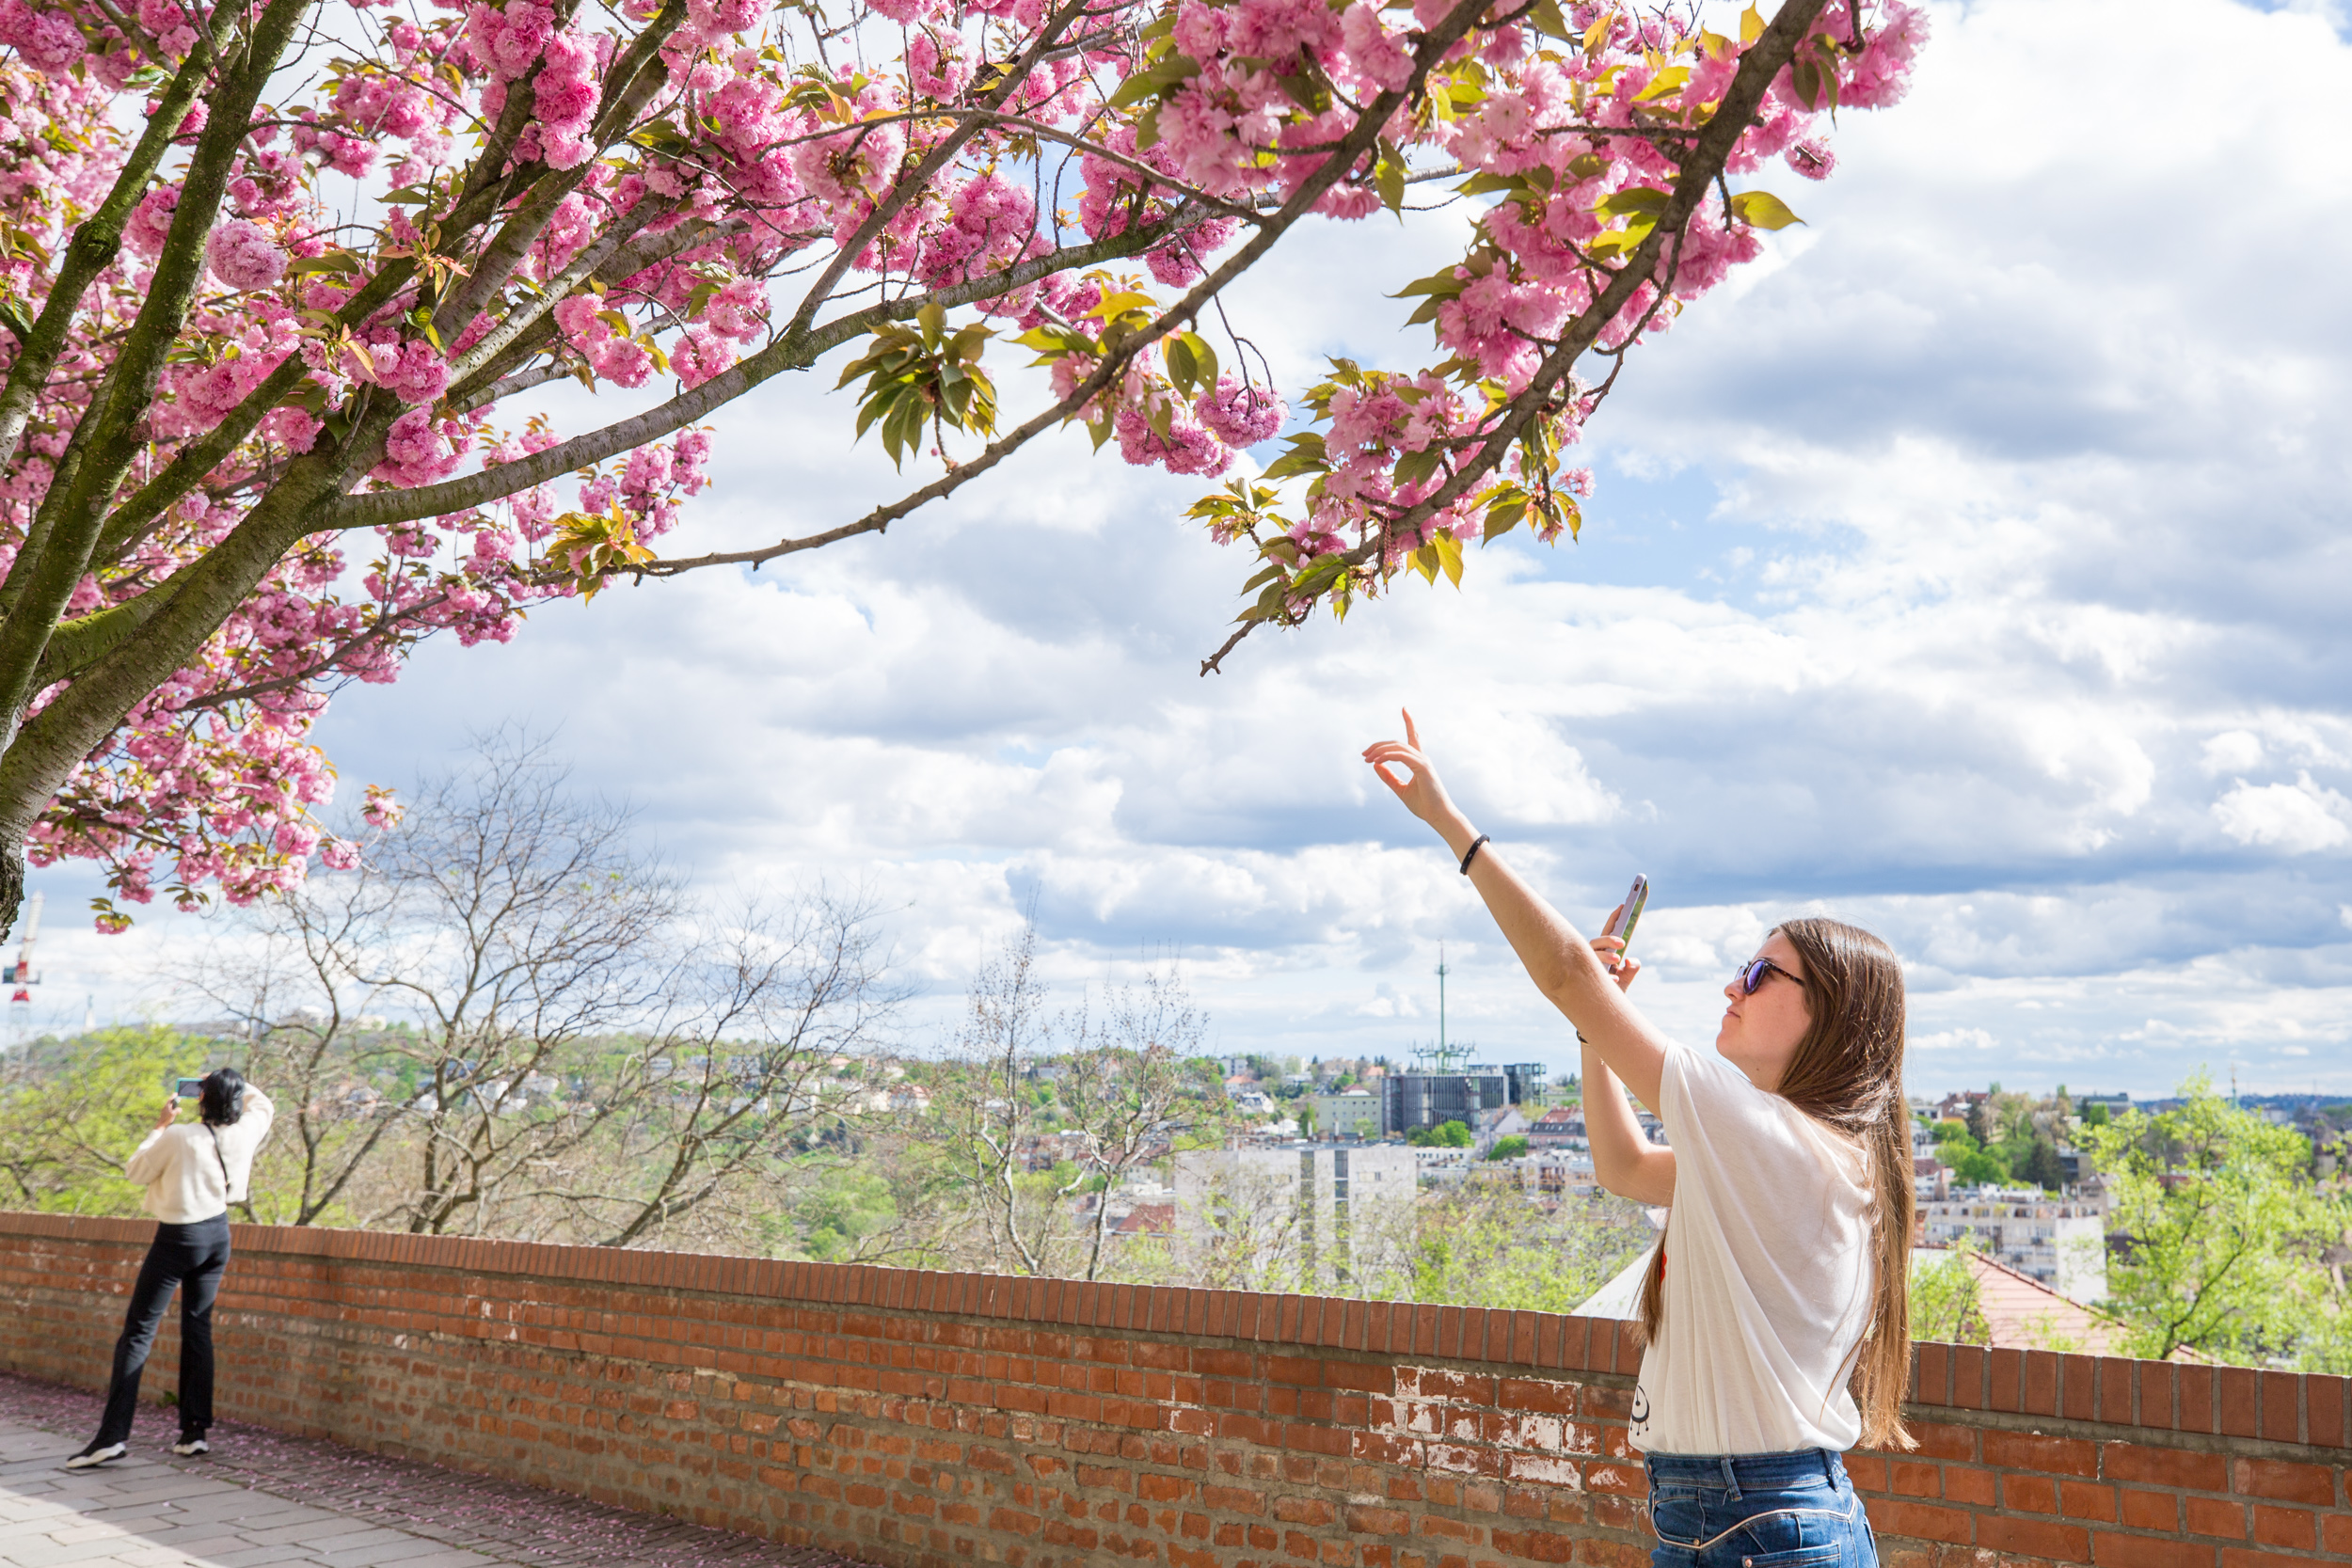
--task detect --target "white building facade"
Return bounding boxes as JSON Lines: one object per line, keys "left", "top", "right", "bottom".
{"left": 1171, "top": 1143, "right": 1416, "bottom": 1289}
{"left": 1916, "top": 1187, "right": 2107, "bottom": 1304}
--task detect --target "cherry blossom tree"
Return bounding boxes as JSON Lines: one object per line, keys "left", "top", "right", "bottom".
{"left": 0, "top": 0, "right": 1924, "bottom": 936}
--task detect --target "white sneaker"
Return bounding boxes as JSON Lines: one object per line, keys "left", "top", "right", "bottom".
{"left": 170, "top": 1435, "right": 210, "bottom": 1456}
{"left": 65, "top": 1442, "right": 125, "bottom": 1469}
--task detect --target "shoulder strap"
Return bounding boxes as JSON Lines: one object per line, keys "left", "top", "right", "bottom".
{"left": 209, "top": 1124, "right": 232, "bottom": 1196}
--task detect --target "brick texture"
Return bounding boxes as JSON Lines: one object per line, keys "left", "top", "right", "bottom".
{"left": 1, "top": 1212, "right": 2346, "bottom": 1568}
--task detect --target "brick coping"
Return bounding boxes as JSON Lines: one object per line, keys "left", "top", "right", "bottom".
{"left": 7, "top": 1209, "right": 2342, "bottom": 1453}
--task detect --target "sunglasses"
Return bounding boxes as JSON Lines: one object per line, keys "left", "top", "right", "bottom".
{"left": 1732, "top": 957, "right": 1806, "bottom": 994}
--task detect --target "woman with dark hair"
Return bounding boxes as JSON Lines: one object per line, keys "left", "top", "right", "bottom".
{"left": 1365, "top": 712, "right": 1909, "bottom": 1566}
{"left": 66, "top": 1067, "right": 275, "bottom": 1468}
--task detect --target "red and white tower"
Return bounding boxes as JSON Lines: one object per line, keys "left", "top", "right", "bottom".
{"left": 6, "top": 890, "right": 42, "bottom": 1044}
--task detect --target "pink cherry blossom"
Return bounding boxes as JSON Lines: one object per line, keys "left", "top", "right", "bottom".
{"left": 205, "top": 220, "right": 289, "bottom": 290}
{"left": 0, "top": 0, "right": 1919, "bottom": 928}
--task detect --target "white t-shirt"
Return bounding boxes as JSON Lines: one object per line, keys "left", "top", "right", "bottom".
{"left": 1629, "top": 1045, "right": 1875, "bottom": 1455}
{"left": 124, "top": 1088, "right": 276, "bottom": 1224}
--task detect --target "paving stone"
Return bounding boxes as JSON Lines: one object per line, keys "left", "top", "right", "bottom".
{"left": 0, "top": 1373, "right": 874, "bottom": 1568}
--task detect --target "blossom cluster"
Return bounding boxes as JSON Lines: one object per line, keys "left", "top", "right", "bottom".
{"left": 0, "top": 0, "right": 1920, "bottom": 926}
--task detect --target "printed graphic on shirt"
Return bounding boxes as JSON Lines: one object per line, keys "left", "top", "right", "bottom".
{"left": 1629, "top": 1385, "right": 1650, "bottom": 1442}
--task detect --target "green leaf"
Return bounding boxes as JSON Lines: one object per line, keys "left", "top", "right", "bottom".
{"left": 1376, "top": 139, "right": 1406, "bottom": 215}
{"left": 1393, "top": 269, "right": 1467, "bottom": 301}
{"left": 1393, "top": 446, "right": 1444, "bottom": 488}
{"left": 1594, "top": 185, "right": 1671, "bottom": 219}
{"left": 1164, "top": 332, "right": 1198, "bottom": 394}
{"left": 1089, "top": 290, "right": 1157, "bottom": 322}
{"left": 1432, "top": 529, "right": 1464, "bottom": 587}
{"left": 1179, "top": 331, "right": 1218, "bottom": 392}
{"left": 1631, "top": 66, "right": 1690, "bottom": 103}
{"left": 1263, "top": 433, "right": 1328, "bottom": 482}
{"left": 1791, "top": 58, "right": 1822, "bottom": 109}
{"left": 287, "top": 251, "right": 363, "bottom": 276}
{"left": 1729, "top": 189, "right": 1804, "bottom": 230}
{"left": 1293, "top": 556, "right": 1346, "bottom": 596}
{"left": 1584, "top": 218, "right": 1656, "bottom": 260}
{"left": 1454, "top": 170, "right": 1524, "bottom": 198}
{"left": 1107, "top": 54, "right": 1199, "bottom": 110}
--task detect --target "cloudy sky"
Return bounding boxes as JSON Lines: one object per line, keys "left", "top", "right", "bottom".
{"left": 29, "top": 0, "right": 2352, "bottom": 1098}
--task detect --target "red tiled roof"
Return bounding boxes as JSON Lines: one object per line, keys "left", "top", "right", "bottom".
{"left": 1115, "top": 1203, "right": 1175, "bottom": 1236}
{"left": 1946, "top": 1251, "right": 2203, "bottom": 1362}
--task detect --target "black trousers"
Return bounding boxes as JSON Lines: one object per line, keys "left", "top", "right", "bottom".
{"left": 94, "top": 1214, "right": 230, "bottom": 1446}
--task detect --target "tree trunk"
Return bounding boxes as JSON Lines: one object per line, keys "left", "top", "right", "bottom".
{"left": 0, "top": 836, "right": 23, "bottom": 945}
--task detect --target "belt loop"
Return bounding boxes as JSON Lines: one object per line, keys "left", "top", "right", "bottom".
{"left": 1820, "top": 1449, "right": 1836, "bottom": 1487}
{"left": 1718, "top": 1455, "right": 1741, "bottom": 1501}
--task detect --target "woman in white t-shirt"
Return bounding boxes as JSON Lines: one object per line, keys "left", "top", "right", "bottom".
{"left": 1367, "top": 712, "right": 1909, "bottom": 1567}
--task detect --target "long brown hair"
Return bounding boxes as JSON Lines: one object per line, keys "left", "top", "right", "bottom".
{"left": 1635, "top": 917, "right": 1915, "bottom": 1449}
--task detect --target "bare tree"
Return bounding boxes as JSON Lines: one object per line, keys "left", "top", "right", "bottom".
{"left": 921, "top": 922, "right": 1075, "bottom": 1275}
{"left": 190, "top": 888, "right": 413, "bottom": 1227}
{"left": 552, "top": 890, "right": 898, "bottom": 1248}
{"left": 192, "top": 733, "right": 896, "bottom": 1246}
{"left": 1057, "top": 969, "right": 1222, "bottom": 1281}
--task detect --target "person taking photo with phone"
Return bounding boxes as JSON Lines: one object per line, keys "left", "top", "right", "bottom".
{"left": 1364, "top": 709, "right": 1911, "bottom": 1567}
{"left": 66, "top": 1067, "right": 275, "bottom": 1469}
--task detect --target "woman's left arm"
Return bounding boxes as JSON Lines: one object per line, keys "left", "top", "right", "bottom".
{"left": 1364, "top": 710, "right": 1675, "bottom": 1111}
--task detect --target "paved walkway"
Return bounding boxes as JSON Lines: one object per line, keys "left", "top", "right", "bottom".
{"left": 0, "top": 1372, "right": 864, "bottom": 1568}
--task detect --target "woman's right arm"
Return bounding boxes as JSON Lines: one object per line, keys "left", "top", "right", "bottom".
{"left": 1363, "top": 710, "right": 1674, "bottom": 1109}
{"left": 1581, "top": 1041, "right": 1676, "bottom": 1205}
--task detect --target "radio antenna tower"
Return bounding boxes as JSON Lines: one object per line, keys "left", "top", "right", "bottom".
{"left": 6, "top": 890, "right": 42, "bottom": 1045}
{"left": 1410, "top": 942, "right": 1471, "bottom": 1073}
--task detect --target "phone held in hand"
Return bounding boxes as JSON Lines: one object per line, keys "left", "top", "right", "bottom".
{"left": 1601, "top": 874, "right": 1649, "bottom": 952}
{"left": 174, "top": 1078, "right": 204, "bottom": 1100}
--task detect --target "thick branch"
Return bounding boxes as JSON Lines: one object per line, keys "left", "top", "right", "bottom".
{"left": 0, "top": 13, "right": 227, "bottom": 479}
{"left": 0, "top": 0, "right": 313, "bottom": 749}
{"left": 342, "top": 208, "right": 1216, "bottom": 532}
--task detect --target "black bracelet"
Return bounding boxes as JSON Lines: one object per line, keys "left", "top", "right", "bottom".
{"left": 1458, "top": 834, "right": 1491, "bottom": 875}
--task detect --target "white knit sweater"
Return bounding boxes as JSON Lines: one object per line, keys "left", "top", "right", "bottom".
{"left": 124, "top": 1087, "right": 277, "bottom": 1223}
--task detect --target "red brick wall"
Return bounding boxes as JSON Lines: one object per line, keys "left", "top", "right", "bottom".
{"left": 1, "top": 1212, "right": 2344, "bottom": 1568}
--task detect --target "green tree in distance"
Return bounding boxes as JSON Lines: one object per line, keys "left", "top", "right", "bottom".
{"left": 2079, "top": 1073, "right": 2329, "bottom": 1363}
{"left": 0, "top": 1026, "right": 217, "bottom": 1215}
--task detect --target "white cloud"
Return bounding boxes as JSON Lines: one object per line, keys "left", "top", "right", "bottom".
{"left": 2212, "top": 775, "right": 2352, "bottom": 853}
{"left": 1910, "top": 1028, "right": 1998, "bottom": 1053}
{"left": 2202, "top": 731, "right": 2265, "bottom": 775}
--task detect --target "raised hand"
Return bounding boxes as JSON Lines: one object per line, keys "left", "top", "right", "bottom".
{"left": 1361, "top": 707, "right": 1468, "bottom": 836}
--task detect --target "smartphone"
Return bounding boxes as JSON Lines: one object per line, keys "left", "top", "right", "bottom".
{"left": 175, "top": 1077, "right": 205, "bottom": 1099}
{"left": 1601, "top": 874, "right": 1649, "bottom": 952}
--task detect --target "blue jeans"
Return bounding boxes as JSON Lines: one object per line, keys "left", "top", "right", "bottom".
{"left": 1645, "top": 1449, "right": 1877, "bottom": 1567}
